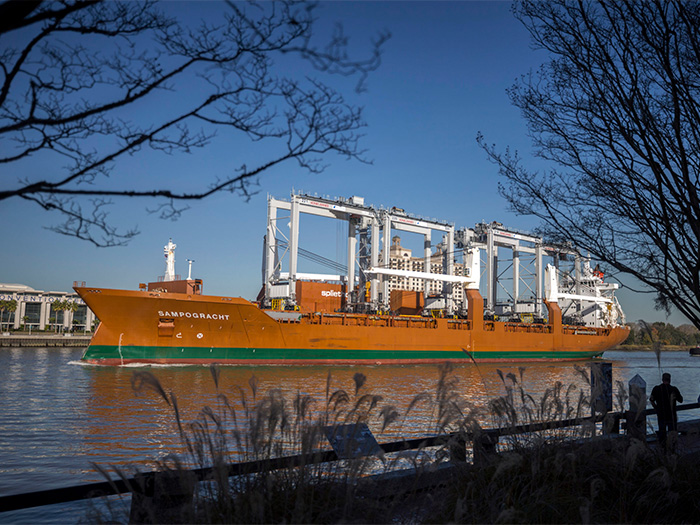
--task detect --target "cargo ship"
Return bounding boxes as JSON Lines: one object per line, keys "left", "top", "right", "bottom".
{"left": 77, "top": 193, "right": 629, "bottom": 365}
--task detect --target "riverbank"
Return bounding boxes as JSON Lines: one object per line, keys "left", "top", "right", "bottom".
{"left": 0, "top": 333, "right": 91, "bottom": 347}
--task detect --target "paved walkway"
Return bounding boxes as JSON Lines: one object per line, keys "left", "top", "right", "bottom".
{"left": 652, "top": 419, "right": 700, "bottom": 456}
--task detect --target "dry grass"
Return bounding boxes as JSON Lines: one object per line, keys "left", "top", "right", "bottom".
{"left": 427, "top": 437, "right": 700, "bottom": 524}
{"left": 91, "top": 364, "right": 700, "bottom": 524}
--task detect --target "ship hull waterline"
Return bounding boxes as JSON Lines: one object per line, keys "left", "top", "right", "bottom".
{"left": 76, "top": 287, "right": 629, "bottom": 366}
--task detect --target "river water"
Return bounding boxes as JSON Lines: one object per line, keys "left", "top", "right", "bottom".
{"left": 1, "top": 346, "right": 698, "bottom": 523}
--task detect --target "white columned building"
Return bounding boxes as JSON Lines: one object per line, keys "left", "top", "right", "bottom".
{"left": 0, "top": 283, "right": 96, "bottom": 332}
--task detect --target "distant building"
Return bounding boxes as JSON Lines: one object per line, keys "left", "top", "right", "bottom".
{"left": 0, "top": 283, "right": 96, "bottom": 332}
{"left": 386, "top": 236, "right": 465, "bottom": 304}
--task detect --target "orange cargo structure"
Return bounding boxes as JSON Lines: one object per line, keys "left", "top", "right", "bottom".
{"left": 295, "top": 281, "right": 347, "bottom": 313}
{"left": 390, "top": 290, "right": 424, "bottom": 315}
{"left": 145, "top": 279, "right": 203, "bottom": 295}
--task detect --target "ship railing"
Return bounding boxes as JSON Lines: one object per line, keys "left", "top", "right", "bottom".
{"left": 304, "top": 313, "right": 445, "bottom": 329}
{"left": 277, "top": 317, "right": 301, "bottom": 324}
{"left": 302, "top": 314, "right": 472, "bottom": 330}
{"left": 447, "top": 319, "right": 471, "bottom": 330}
{"left": 485, "top": 321, "right": 556, "bottom": 333}
{"left": 480, "top": 323, "right": 613, "bottom": 336}
{"left": 562, "top": 326, "right": 610, "bottom": 336}
{"left": 502, "top": 322, "right": 553, "bottom": 334}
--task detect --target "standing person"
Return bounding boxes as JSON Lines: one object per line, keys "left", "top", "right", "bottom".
{"left": 649, "top": 372, "right": 683, "bottom": 446}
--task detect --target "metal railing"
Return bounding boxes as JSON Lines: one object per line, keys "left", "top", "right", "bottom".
{"left": 0, "top": 418, "right": 596, "bottom": 514}
{"left": 7, "top": 403, "right": 700, "bottom": 515}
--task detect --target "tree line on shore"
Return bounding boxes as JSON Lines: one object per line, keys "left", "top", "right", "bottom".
{"left": 621, "top": 321, "right": 700, "bottom": 347}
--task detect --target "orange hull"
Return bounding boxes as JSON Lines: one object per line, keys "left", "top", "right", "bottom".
{"left": 76, "top": 287, "right": 629, "bottom": 365}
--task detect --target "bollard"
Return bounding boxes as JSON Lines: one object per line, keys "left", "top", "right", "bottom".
{"left": 472, "top": 431, "right": 498, "bottom": 466}
{"left": 447, "top": 433, "right": 467, "bottom": 463}
{"left": 602, "top": 412, "right": 620, "bottom": 435}
{"left": 129, "top": 470, "right": 196, "bottom": 525}
{"left": 590, "top": 362, "right": 613, "bottom": 434}
{"left": 626, "top": 374, "right": 647, "bottom": 441}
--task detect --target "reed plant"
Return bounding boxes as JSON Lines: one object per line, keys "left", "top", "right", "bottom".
{"left": 428, "top": 433, "right": 700, "bottom": 524}
{"left": 91, "top": 364, "right": 700, "bottom": 524}
{"left": 423, "top": 366, "right": 700, "bottom": 524}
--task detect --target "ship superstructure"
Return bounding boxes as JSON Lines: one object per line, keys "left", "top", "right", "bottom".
{"left": 263, "top": 192, "right": 626, "bottom": 328}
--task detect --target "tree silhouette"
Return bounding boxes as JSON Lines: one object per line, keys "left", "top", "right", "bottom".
{"left": 64, "top": 300, "right": 78, "bottom": 331}
{"left": 0, "top": 0, "right": 389, "bottom": 246}
{"left": 51, "top": 299, "right": 66, "bottom": 332}
{"left": 479, "top": 0, "right": 700, "bottom": 329}
{"left": 0, "top": 299, "right": 17, "bottom": 331}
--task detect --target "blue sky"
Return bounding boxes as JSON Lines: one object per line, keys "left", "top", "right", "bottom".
{"left": 0, "top": 1, "right": 687, "bottom": 326}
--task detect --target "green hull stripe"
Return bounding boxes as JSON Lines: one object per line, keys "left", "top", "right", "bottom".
{"left": 83, "top": 345, "right": 601, "bottom": 362}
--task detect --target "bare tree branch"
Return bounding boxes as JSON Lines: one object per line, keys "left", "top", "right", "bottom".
{"left": 479, "top": 0, "right": 700, "bottom": 328}
{"left": 0, "top": 0, "right": 390, "bottom": 246}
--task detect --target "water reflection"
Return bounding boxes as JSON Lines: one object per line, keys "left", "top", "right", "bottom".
{"left": 2, "top": 347, "right": 693, "bottom": 499}
{"left": 4, "top": 347, "right": 697, "bottom": 525}
{"left": 76, "top": 359, "right": 602, "bottom": 473}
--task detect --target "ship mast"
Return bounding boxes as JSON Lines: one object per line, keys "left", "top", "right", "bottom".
{"left": 163, "top": 239, "right": 177, "bottom": 282}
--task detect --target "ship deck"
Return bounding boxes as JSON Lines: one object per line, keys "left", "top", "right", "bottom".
{"left": 295, "top": 312, "right": 612, "bottom": 336}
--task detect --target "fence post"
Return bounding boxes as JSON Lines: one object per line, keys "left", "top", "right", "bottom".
{"left": 448, "top": 433, "right": 467, "bottom": 463}
{"left": 590, "top": 362, "right": 613, "bottom": 435}
{"left": 129, "top": 470, "right": 196, "bottom": 524}
{"left": 627, "top": 374, "right": 647, "bottom": 441}
{"left": 603, "top": 413, "right": 620, "bottom": 435}
{"left": 472, "top": 431, "right": 498, "bottom": 466}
